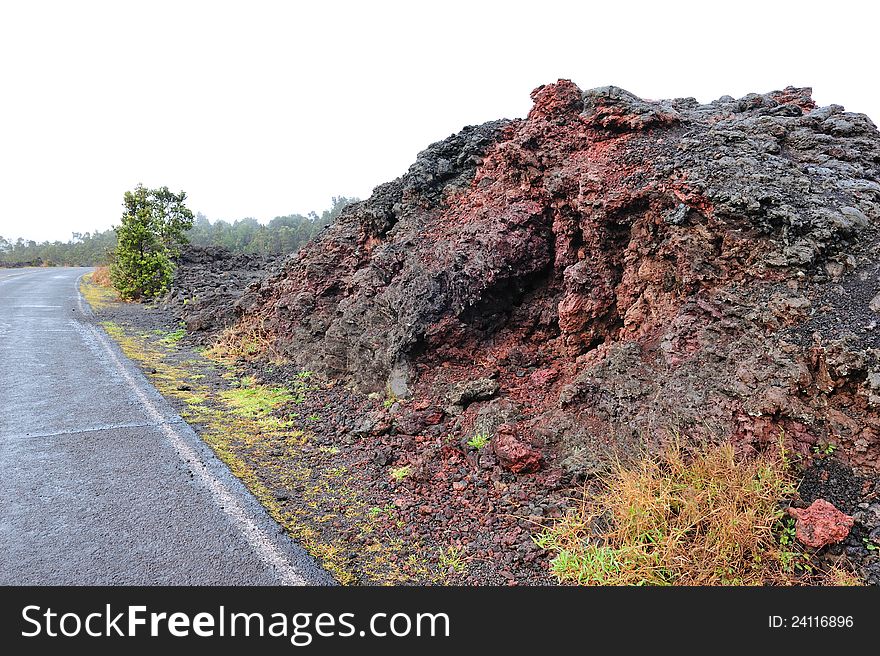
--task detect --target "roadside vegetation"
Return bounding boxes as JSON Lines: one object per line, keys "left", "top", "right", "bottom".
{"left": 91, "top": 265, "right": 113, "bottom": 288}
{"left": 110, "top": 185, "right": 195, "bottom": 300}
{"left": 534, "top": 438, "right": 861, "bottom": 586}
{"left": 79, "top": 269, "right": 117, "bottom": 309}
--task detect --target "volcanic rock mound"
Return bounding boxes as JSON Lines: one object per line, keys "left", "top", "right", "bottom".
{"left": 164, "top": 246, "right": 276, "bottom": 338}
{"left": 234, "top": 80, "right": 880, "bottom": 476}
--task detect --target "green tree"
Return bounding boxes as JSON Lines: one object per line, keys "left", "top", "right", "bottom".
{"left": 110, "top": 184, "right": 194, "bottom": 300}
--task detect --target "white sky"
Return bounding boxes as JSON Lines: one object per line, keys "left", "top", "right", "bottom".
{"left": 0, "top": 0, "right": 877, "bottom": 243}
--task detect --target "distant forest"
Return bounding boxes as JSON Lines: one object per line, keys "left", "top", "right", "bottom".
{"left": 0, "top": 196, "right": 356, "bottom": 267}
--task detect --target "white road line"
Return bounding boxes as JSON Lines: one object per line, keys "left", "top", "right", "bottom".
{"left": 0, "top": 271, "right": 36, "bottom": 284}
{"left": 10, "top": 329, "right": 77, "bottom": 333}
{"left": 4, "top": 419, "right": 187, "bottom": 440}
{"left": 75, "top": 277, "right": 307, "bottom": 586}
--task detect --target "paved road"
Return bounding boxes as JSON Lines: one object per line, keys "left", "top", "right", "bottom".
{"left": 0, "top": 267, "right": 333, "bottom": 585}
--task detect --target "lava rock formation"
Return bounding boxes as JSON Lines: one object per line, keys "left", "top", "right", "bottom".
{"left": 164, "top": 245, "right": 276, "bottom": 338}
{"left": 233, "top": 80, "right": 880, "bottom": 477}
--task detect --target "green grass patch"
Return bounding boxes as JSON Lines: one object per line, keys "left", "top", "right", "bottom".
{"left": 159, "top": 327, "right": 186, "bottom": 345}
{"left": 219, "top": 385, "right": 296, "bottom": 418}
{"left": 390, "top": 465, "right": 412, "bottom": 482}
{"left": 438, "top": 546, "right": 467, "bottom": 575}
{"left": 467, "top": 432, "right": 491, "bottom": 449}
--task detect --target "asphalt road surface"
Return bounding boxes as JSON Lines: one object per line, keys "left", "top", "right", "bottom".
{"left": 0, "top": 267, "right": 333, "bottom": 585}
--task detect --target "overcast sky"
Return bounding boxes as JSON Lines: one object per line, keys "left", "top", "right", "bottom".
{"left": 0, "top": 0, "right": 877, "bottom": 243}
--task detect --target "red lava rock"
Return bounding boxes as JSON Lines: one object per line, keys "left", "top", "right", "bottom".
{"left": 787, "top": 499, "right": 854, "bottom": 548}
{"left": 529, "top": 368, "right": 558, "bottom": 387}
{"left": 493, "top": 424, "right": 542, "bottom": 474}
{"left": 424, "top": 409, "right": 444, "bottom": 425}
{"left": 537, "top": 469, "right": 563, "bottom": 488}
{"left": 220, "top": 75, "right": 880, "bottom": 533}
{"left": 396, "top": 407, "right": 445, "bottom": 433}
{"left": 528, "top": 80, "right": 584, "bottom": 120}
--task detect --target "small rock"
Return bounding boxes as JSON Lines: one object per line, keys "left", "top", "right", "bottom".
{"left": 447, "top": 378, "right": 499, "bottom": 407}
{"left": 529, "top": 368, "right": 558, "bottom": 387}
{"left": 471, "top": 399, "right": 522, "bottom": 437}
{"left": 423, "top": 409, "right": 444, "bottom": 425}
{"left": 788, "top": 499, "right": 854, "bottom": 548}
{"left": 371, "top": 447, "right": 392, "bottom": 466}
{"left": 492, "top": 424, "right": 542, "bottom": 474}
{"left": 395, "top": 407, "right": 445, "bottom": 434}
{"left": 444, "top": 404, "right": 464, "bottom": 417}
{"left": 853, "top": 502, "right": 880, "bottom": 530}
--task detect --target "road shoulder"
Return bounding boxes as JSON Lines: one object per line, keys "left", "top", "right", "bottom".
{"left": 79, "top": 274, "right": 455, "bottom": 585}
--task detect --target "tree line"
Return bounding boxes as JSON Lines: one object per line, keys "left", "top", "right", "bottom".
{"left": 0, "top": 196, "right": 356, "bottom": 267}
{"left": 0, "top": 230, "right": 116, "bottom": 267}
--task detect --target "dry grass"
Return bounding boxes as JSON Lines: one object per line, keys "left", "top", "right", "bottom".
{"left": 91, "top": 265, "right": 113, "bottom": 287}
{"left": 79, "top": 271, "right": 119, "bottom": 309}
{"left": 206, "top": 317, "right": 282, "bottom": 362}
{"left": 826, "top": 567, "right": 863, "bottom": 586}
{"left": 535, "top": 438, "right": 854, "bottom": 586}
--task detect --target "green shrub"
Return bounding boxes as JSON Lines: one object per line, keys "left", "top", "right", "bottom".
{"left": 110, "top": 185, "right": 193, "bottom": 300}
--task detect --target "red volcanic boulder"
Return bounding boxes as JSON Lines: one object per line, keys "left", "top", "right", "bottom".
{"left": 492, "top": 424, "right": 542, "bottom": 473}
{"left": 788, "top": 499, "right": 854, "bottom": 549}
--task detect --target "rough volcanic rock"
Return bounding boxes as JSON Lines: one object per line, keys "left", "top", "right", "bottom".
{"left": 231, "top": 80, "right": 880, "bottom": 475}
{"left": 492, "top": 424, "right": 543, "bottom": 473}
{"left": 447, "top": 378, "right": 500, "bottom": 407}
{"left": 788, "top": 499, "right": 854, "bottom": 548}
{"left": 162, "top": 246, "right": 276, "bottom": 338}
